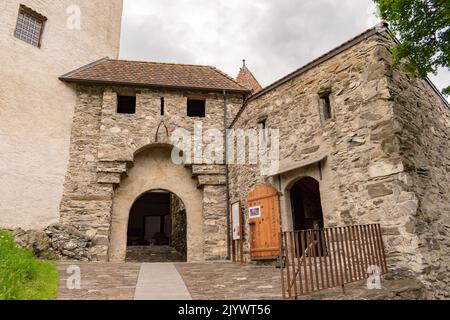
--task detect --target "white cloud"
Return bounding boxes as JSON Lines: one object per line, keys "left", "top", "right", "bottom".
{"left": 120, "top": 0, "right": 449, "bottom": 96}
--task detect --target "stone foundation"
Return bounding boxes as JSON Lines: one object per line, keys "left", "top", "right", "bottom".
{"left": 13, "top": 224, "right": 91, "bottom": 261}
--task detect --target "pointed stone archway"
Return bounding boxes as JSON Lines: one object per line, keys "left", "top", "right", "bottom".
{"left": 108, "top": 146, "right": 204, "bottom": 262}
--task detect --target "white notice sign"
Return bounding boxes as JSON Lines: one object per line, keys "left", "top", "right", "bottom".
{"left": 232, "top": 202, "right": 241, "bottom": 241}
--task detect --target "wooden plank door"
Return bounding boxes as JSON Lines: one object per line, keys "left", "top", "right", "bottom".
{"left": 247, "top": 185, "right": 280, "bottom": 260}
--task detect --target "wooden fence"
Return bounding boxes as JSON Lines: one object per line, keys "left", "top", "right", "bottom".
{"left": 279, "top": 224, "right": 388, "bottom": 299}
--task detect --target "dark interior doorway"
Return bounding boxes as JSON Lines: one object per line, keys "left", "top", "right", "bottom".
{"left": 290, "top": 177, "right": 325, "bottom": 231}
{"left": 290, "top": 177, "right": 326, "bottom": 257}
{"left": 126, "top": 191, "right": 187, "bottom": 262}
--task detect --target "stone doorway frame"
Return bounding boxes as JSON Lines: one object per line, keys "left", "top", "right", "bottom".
{"left": 272, "top": 162, "right": 332, "bottom": 232}
{"left": 289, "top": 177, "right": 325, "bottom": 231}
{"left": 108, "top": 146, "right": 204, "bottom": 262}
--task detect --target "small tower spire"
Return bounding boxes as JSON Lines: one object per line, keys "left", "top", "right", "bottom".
{"left": 236, "top": 60, "right": 263, "bottom": 94}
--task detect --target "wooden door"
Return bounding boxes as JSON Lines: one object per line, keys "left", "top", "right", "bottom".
{"left": 247, "top": 185, "right": 280, "bottom": 260}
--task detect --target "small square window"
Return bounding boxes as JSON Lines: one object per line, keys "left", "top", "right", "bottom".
{"left": 14, "top": 6, "right": 46, "bottom": 47}
{"left": 320, "top": 93, "right": 332, "bottom": 121}
{"left": 117, "top": 96, "right": 136, "bottom": 114}
{"left": 187, "top": 99, "right": 206, "bottom": 118}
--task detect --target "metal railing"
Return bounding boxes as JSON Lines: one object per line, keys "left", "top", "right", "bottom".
{"left": 279, "top": 224, "right": 388, "bottom": 299}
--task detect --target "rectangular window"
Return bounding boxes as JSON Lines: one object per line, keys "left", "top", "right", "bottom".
{"left": 14, "top": 6, "right": 46, "bottom": 47}
{"left": 187, "top": 99, "right": 206, "bottom": 118}
{"left": 117, "top": 96, "right": 136, "bottom": 114}
{"left": 258, "top": 118, "right": 267, "bottom": 130}
{"left": 161, "top": 97, "right": 165, "bottom": 116}
{"left": 320, "top": 93, "right": 332, "bottom": 121}
{"left": 258, "top": 117, "right": 268, "bottom": 143}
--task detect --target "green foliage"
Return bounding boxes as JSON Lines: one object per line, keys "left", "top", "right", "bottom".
{"left": 374, "top": 0, "right": 450, "bottom": 94}
{"left": 0, "top": 230, "right": 58, "bottom": 300}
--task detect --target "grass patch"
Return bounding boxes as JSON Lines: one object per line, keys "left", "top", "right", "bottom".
{"left": 0, "top": 230, "right": 58, "bottom": 300}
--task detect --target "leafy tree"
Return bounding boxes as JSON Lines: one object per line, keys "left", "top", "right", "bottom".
{"left": 374, "top": 0, "right": 449, "bottom": 94}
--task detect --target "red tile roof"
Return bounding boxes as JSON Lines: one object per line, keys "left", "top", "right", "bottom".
{"left": 60, "top": 58, "right": 251, "bottom": 93}
{"left": 236, "top": 63, "right": 263, "bottom": 94}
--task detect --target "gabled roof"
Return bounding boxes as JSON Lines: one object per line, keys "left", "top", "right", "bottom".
{"left": 60, "top": 58, "right": 251, "bottom": 93}
{"left": 236, "top": 62, "right": 263, "bottom": 94}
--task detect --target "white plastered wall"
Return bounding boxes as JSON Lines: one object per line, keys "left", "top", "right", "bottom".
{"left": 0, "top": 0, "right": 123, "bottom": 229}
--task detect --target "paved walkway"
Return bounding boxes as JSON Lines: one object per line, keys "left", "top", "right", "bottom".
{"left": 134, "top": 263, "right": 191, "bottom": 300}
{"left": 56, "top": 262, "right": 424, "bottom": 300}
{"left": 56, "top": 261, "right": 283, "bottom": 300}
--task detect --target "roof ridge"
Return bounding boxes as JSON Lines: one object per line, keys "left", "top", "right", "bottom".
{"left": 107, "top": 58, "right": 212, "bottom": 68}
{"left": 60, "top": 58, "right": 251, "bottom": 93}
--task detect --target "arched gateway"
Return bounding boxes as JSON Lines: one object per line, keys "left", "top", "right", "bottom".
{"left": 109, "top": 146, "right": 204, "bottom": 262}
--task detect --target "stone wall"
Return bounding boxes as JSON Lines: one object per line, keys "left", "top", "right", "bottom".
{"left": 229, "top": 29, "right": 449, "bottom": 298}
{"left": 0, "top": 0, "right": 123, "bottom": 230}
{"left": 59, "top": 86, "right": 114, "bottom": 261}
{"left": 383, "top": 35, "right": 450, "bottom": 298}
{"left": 13, "top": 224, "right": 92, "bottom": 261}
{"left": 59, "top": 85, "right": 243, "bottom": 261}
{"left": 171, "top": 194, "right": 187, "bottom": 257}
{"left": 229, "top": 30, "right": 418, "bottom": 274}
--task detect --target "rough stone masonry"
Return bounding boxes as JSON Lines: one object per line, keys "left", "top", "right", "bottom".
{"left": 229, "top": 27, "right": 449, "bottom": 299}
{"left": 8, "top": 24, "right": 450, "bottom": 299}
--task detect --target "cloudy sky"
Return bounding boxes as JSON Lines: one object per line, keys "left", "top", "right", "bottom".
{"left": 119, "top": 0, "right": 449, "bottom": 94}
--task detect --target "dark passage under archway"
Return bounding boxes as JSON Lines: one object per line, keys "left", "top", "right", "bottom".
{"left": 126, "top": 191, "right": 187, "bottom": 262}
{"left": 290, "top": 177, "right": 324, "bottom": 231}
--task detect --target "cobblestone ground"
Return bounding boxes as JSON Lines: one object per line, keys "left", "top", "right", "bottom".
{"left": 56, "top": 262, "right": 141, "bottom": 300}
{"left": 175, "top": 262, "right": 283, "bottom": 300}
{"left": 174, "top": 262, "right": 424, "bottom": 300}
{"left": 56, "top": 262, "right": 425, "bottom": 300}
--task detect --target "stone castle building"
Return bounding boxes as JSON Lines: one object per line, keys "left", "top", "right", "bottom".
{"left": 0, "top": 2, "right": 449, "bottom": 298}
{"left": 0, "top": 0, "right": 123, "bottom": 230}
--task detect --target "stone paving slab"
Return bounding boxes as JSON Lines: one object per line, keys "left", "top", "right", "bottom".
{"left": 175, "top": 262, "right": 283, "bottom": 300}
{"left": 134, "top": 263, "right": 192, "bottom": 300}
{"left": 56, "top": 262, "right": 141, "bottom": 300}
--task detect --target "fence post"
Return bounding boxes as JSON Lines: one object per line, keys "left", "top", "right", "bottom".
{"left": 279, "top": 232, "right": 286, "bottom": 299}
